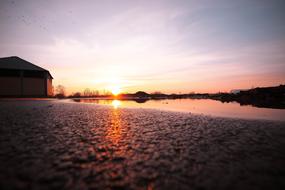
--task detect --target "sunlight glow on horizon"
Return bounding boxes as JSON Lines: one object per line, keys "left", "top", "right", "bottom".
{"left": 110, "top": 86, "right": 122, "bottom": 96}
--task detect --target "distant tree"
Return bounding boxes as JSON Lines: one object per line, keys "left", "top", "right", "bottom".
{"left": 151, "top": 91, "right": 162, "bottom": 95}
{"left": 135, "top": 91, "right": 149, "bottom": 97}
{"left": 84, "top": 88, "right": 91, "bottom": 97}
{"left": 55, "top": 85, "right": 66, "bottom": 98}
{"left": 73, "top": 92, "right": 81, "bottom": 98}
{"left": 102, "top": 89, "right": 112, "bottom": 96}
{"left": 92, "top": 90, "right": 99, "bottom": 96}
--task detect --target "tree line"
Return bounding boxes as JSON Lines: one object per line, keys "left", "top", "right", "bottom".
{"left": 54, "top": 85, "right": 112, "bottom": 98}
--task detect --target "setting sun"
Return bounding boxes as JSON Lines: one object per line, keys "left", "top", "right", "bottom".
{"left": 110, "top": 86, "right": 122, "bottom": 96}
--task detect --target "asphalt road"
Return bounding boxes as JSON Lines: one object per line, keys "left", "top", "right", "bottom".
{"left": 0, "top": 100, "right": 284, "bottom": 190}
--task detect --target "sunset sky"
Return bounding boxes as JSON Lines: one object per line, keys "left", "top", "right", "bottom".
{"left": 0, "top": 0, "right": 285, "bottom": 94}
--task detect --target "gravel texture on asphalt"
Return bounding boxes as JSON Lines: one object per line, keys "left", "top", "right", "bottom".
{"left": 0, "top": 100, "right": 284, "bottom": 190}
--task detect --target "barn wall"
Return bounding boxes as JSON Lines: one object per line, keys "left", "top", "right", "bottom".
{"left": 0, "top": 77, "right": 21, "bottom": 96}
{"left": 23, "top": 77, "right": 45, "bottom": 96}
{"left": 47, "top": 79, "right": 53, "bottom": 96}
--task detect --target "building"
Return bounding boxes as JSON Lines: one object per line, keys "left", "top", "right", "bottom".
{"left": 230, "top": 89, "right": 248, "bottom": 94}
{"left": 0, "top": 56, "right": 53, "bottom": 97}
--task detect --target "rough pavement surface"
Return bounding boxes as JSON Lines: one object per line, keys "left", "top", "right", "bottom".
{"left": 0, "top": 100, "right": 284, "bottom": 190}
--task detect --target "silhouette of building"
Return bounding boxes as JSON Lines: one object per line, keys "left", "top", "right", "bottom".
{"left": 0, "top": 56, "right": 53, "bottom": 97}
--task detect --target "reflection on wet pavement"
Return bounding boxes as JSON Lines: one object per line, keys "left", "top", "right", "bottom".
{"left": 111, "top": 100, "right": 121, "bottom": 109}
{"left": 73, "top": 98, "right": 285, "bottom": 121}
{"left": 107, "top": 108, "right": 122, "bottom": 145}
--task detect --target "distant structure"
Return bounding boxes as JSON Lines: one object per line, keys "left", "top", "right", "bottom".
{"left": 0, "top": 56, "right": 53, "bottom": 97}
{"left": 230, "top": 89, "right": 248, "bottom": 94}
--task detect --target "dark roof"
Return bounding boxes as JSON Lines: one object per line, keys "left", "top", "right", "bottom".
{"left": 0, "top": 56, "right": 53, "bottom": 79}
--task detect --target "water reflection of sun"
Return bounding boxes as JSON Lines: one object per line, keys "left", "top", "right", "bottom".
{"left": 111, "top": 100, "right": 121, "bottom": 109}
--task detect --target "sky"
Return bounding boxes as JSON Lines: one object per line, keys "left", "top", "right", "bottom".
{"left": 0, "top": 0, "right": 285, "bottom": 94}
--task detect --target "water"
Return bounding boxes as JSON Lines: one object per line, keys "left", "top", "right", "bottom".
{"left": 72, "top": 98, "right": 285, "bottom": 121}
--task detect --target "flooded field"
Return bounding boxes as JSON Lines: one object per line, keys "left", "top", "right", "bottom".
{"left": 73, "top": 98, "right": 285, "bottom": 121}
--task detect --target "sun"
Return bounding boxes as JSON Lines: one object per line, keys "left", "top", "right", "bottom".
{"left": 110, "top": 86, "right": 122, "bottom": 96}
